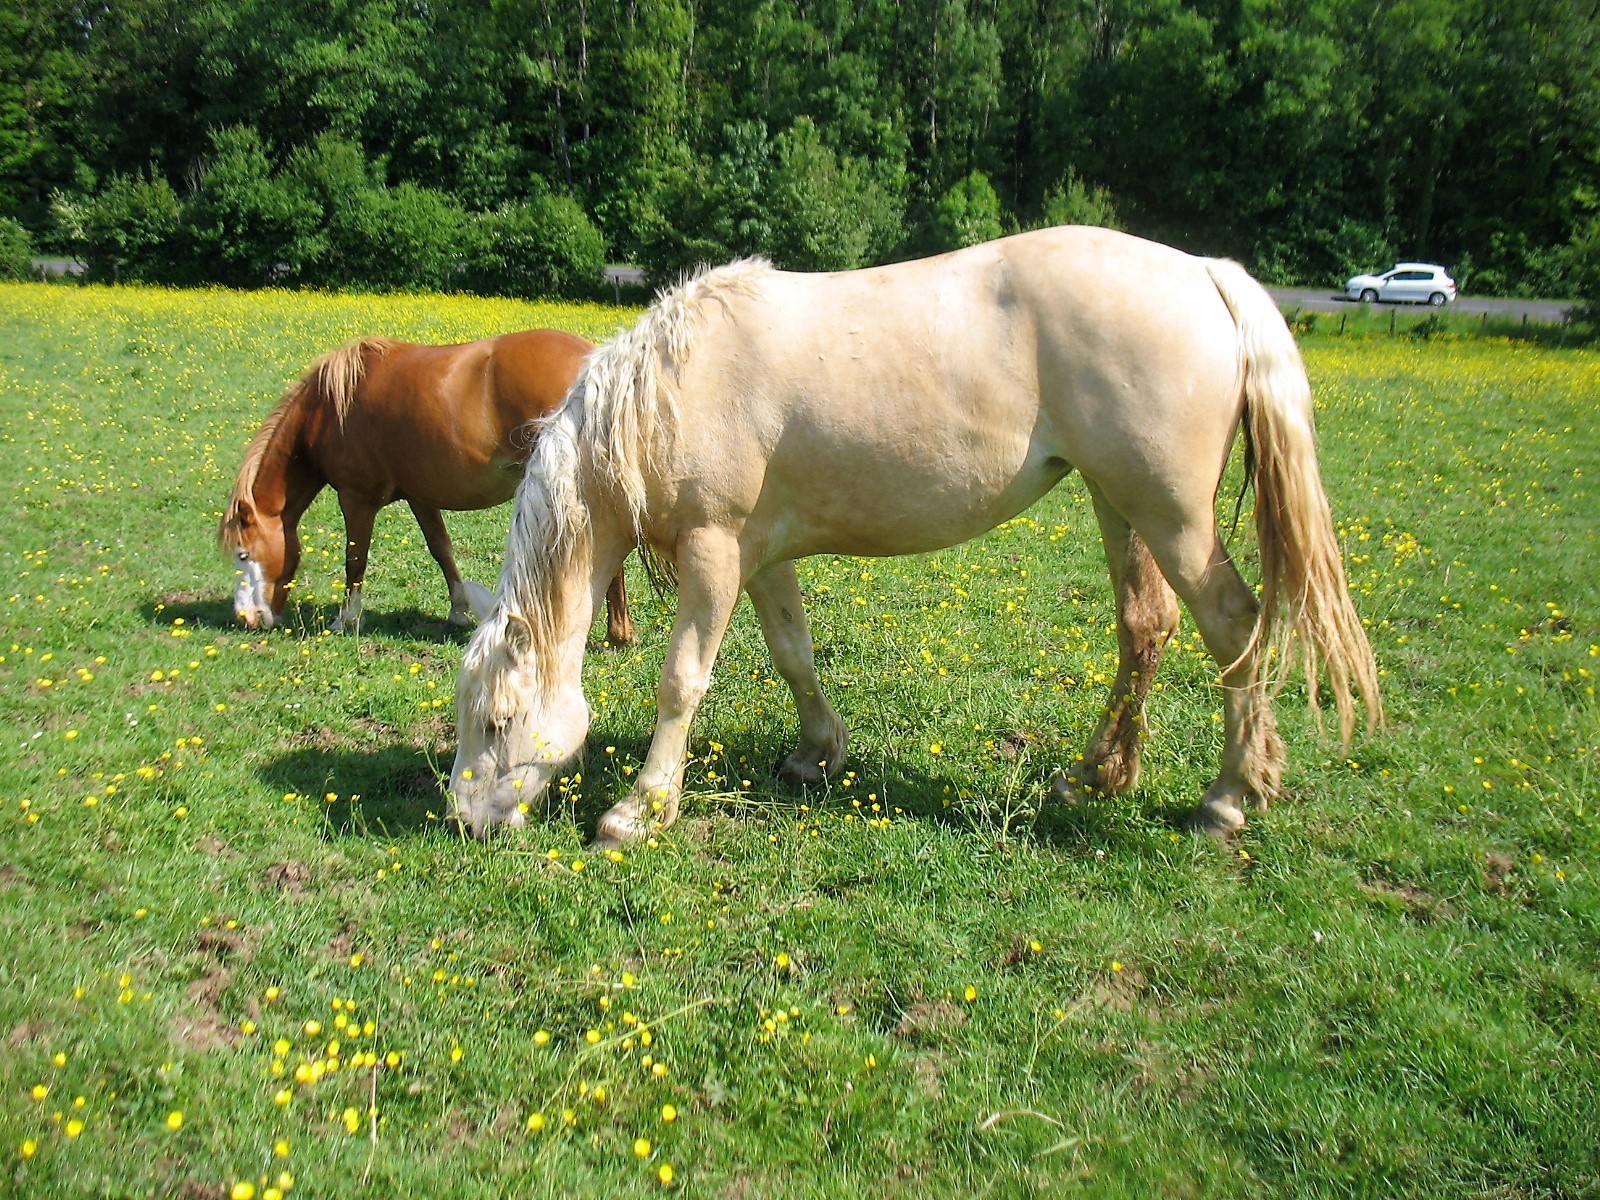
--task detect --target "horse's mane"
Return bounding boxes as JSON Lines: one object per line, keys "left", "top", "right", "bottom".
{"left": 216, "top": 338, "right": 395, "bottom": 551}
{"left": 496, "top": 258, "right": 772, "bottom": 681}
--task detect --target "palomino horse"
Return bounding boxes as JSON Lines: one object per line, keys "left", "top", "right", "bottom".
{"left": 218, "top": 329, "right": 633, "bottom": 643}
{"left": 450, "top": 228, "right": 1381, "bottom": 844}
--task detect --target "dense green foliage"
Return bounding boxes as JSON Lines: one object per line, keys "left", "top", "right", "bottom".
{"left": 4, "top": 0, "right": 1598, "bottom": 294}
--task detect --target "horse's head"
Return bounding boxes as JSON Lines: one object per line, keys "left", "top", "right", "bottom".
{"left": 220, "top": 498, "right": 294, "bottom": 629}
{"left": 449, "top": 607, "right": 590, "bottom": 836}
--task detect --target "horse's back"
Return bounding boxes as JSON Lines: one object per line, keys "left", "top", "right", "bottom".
{"left": 654, "top": 228, "right": 1251, "bottom": 559}
{"left": 488, "top": 329, "right": 595, "bottom": 426}
{"left": 317, "top": 329, "right": 593, "bottom": 510}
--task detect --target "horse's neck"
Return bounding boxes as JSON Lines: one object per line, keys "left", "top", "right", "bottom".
{"left": 253, "top": 399, "right": 324, "bottom": 518}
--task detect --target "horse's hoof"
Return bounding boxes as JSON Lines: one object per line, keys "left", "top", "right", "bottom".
{"left": 1049, "top": 769, "right": 1088, "bottom": 805}
{"left": 777, "top": 755, "right": 831, "bottom": 788}
{"left": 594, "top": 807, "right": 650, "bottom": 847}
{"left": 1180, "top": 799, "right": 1246, "bottom": 839}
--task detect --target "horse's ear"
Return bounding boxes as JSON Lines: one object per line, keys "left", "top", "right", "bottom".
{"left": 504, "top": 610, "right": 535, "bottom": 659}
{"left": 235, "top": 499, "right": 256, "bottom": 530}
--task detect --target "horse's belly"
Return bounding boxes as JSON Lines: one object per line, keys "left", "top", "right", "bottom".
{"left": 751, "top": 440, "right": 1068, "bottom": 562}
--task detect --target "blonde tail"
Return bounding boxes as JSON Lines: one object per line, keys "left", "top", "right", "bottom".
{"left": 1206, "top": 258, "right": 1384, "bottom": 744}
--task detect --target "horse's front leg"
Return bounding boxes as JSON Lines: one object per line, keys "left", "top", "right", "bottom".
{"left": 409, "top": 502, "right": 473, "bottom": 627}
{"left": 746, "top": 561, "right": 847, "bottom": 785}
{"left": 594, "top": 529, "right": 743, "bottom": 847}
{"left": 331, "top": 495, "right": 378, "bottom": 633}
{"left": 1055, "top": 485, "right": 1180, "bottom": 801}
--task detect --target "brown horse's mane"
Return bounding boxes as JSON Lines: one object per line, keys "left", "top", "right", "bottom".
{"left": 216, "top": 338, "right": 396, "bottom": 551}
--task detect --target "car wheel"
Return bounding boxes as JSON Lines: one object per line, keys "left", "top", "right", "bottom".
{"left": 1428, "top": 292, "right": 1446, "bottom": 306}
{"left": 1360, "top": 288, "right": 1378, "bottom": 304}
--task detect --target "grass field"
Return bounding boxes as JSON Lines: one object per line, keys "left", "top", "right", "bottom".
{"left": 2, "top": 282, "right": 1597, "bottom": 1199}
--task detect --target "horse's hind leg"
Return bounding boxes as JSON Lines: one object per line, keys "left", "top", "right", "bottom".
{"left": 1132, "top": 513, "right": 1285, "bottom": 836}
{"left": 332, "top": 494, "right": 378, "bottom": 633}
{"left": 603, "top": 567, "right": 635, "bottom": 647}
{"left": 746, "top": 561, "right": 848, "bottom": 785}
{"left": 1054, "top": 484, "right": 1181, "bottom": 802}
{"left": 409, "top": 502, "right": 473, "bottom": 627}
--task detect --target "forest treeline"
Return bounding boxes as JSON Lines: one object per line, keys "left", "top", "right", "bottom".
{"left": 4, "top": 0, "right": 1599, "bottom": 299}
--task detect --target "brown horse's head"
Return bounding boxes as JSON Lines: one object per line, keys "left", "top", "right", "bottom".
{"left": 218, "top": 496, "right": 298, "bottom": 629}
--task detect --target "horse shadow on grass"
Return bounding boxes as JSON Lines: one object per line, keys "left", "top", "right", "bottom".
{"left": 259, "top": 717, "right": 1185, "bottom": 856}
{"left": 144, "top": 593, "right": 477, "bottom": 642}
{"left": 262, "top": 742, "right": 451, "bottom": 840}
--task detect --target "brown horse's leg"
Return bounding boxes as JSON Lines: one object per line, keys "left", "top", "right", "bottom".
{"left": 1055, "top": 485, "right": 1181, "bottom": 802}
{"left": 408, "top": 503, "right": 474, "bottom": 627}
{"left": 603, "top": 567, "right": 635, "bottom": 646}
{"left": 332, "top": 495, "right": 379, "bottom": 633}
{"left": 746, "top": 560, "right": 847, "bottom": 784}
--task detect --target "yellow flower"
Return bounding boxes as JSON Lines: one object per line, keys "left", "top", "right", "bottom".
{"left": 660, "top": 1104, "right": 678, "bottom": 1123}
{"left": 64, "top": 1118, "right": 84, "bottom": 1138}
{"left": 963, "top": 985, "right": 977, "bottom": 1002}
{"left": 526, "top": 1112, "right": 546, "bottom": 1131}
{"left": 230, "top": 1183, "right": 256, "bottom": 1200}
{"left": 657, "top": 1163, "right": 675, "bottom": 1185}
{"left": 165, "top": 1110, "right": 184, "bottom": 1131}
{"left": 634, "top": 1137, "right": 652, "bottom": 1158}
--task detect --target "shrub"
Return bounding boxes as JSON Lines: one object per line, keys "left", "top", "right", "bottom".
{"left": 929, "top": 170, "right": 1004, "bottom": 252}
{"left": 72, "top": 172, "right": 184, "bottom": 283}
{"left": 1568, "top": 218, "right": 1600, "bottom": 324}
{"left": 184, "top": 126, "right": 323, "bottom": 287}
{"left": 0, "top": 216, "right": 33, "bottom": 280}
{"left": 466, "top": 187, "right": 607, "bottom": 299}
{"left": 1038, "top": 169, "right": 1120, "bottom": 231}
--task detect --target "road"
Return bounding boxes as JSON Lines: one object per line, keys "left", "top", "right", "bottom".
{"left": 1267, "top": 286, "right": 1573, "bottom": 324}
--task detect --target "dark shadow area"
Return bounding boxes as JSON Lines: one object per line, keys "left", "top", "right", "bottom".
{"left": 258, "top": 709, "right": 1193, "bottom": 857}
{"left": 261, "top": 742, "right": 451, "bottom": 839}
{"left": 144, "top": 594, "right": 239, "bottom": 632}
{"left": 142, "top": 593, "right": 477, "bottom": 643}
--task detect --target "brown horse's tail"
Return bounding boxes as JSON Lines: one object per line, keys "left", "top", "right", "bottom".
{"left": 1205, "top": 258, "right": 1383, "bottom": 744}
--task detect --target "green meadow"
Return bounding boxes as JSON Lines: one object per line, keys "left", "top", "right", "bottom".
{"left": 2, "top": 283, "right": 1597, "bottom": 1199}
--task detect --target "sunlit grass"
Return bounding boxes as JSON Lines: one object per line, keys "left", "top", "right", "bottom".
{"left": 1, "top": 282, "right": 1596, "bottom": 1198}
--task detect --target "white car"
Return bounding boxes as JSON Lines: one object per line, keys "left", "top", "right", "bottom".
{"left": 1345, "top": 263, "right": 1457, "bottom": 305}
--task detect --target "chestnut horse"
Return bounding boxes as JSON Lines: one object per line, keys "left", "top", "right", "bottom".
{"left": 450, "top": 228, "right": 1381, "bottom": 845}
{"left": 218, "top": 329, "right": 633, "bottom": 642}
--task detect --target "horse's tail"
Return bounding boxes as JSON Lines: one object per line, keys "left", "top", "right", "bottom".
{"left": 1205, "top": 258, "right": 1383, "bottom": 744}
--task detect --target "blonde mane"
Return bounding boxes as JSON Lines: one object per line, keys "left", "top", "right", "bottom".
{"left": 216, "top": 339, "right": 395, "bottom": 551}
{"left": 497, "top": 258, "right": 772, "bottom": 681}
